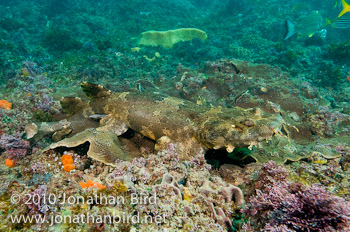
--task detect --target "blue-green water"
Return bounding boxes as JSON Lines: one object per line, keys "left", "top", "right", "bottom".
{"left": 0, "top": 1, "right": 349, "bottom": 231}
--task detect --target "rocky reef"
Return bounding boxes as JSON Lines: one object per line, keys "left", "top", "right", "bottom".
{"left": 0, "top": 58, "right": 348, "bottom": 231}
{"left": 1, "top": 0, "right": 350, "bottom": 231}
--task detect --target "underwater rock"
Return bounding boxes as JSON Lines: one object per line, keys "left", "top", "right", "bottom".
{"left": 29, "top": 82, "right": 287, "bottom": 166}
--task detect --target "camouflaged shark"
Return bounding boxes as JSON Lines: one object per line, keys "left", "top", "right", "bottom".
{"left": 26, "top": 82, "right": 285, "bottom": 166}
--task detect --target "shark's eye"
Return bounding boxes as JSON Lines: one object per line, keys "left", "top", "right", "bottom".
{"left": 242, "top": 120, "right": 254, "bottom": 127}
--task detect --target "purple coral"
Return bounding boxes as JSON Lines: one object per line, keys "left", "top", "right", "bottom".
{"left": 132, "top": 157, "right": 146, "bottom": 168}
{"left": 25, "top": 185, "right": 52, "bottom": 216}
{"left": 21, "top": 61, "right": 43, "bottom": 77}
{"left": 31, "top": 162, "right": 48, "bottom": 174}
{"left": 33, "top": 92, "right": 54, "bottom": 112}
{"left": 188, "top": 154, "right": 212, "bottom": 170}
{"left": 0, "top": 133, "right": 30, "bottom": 159}
{"left": 243, "top": 161, "right": 350, "bottom": 231}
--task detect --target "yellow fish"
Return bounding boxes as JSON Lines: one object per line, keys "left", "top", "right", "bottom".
{"left": 338, "top": 0, "right": 350, "bottom": 17}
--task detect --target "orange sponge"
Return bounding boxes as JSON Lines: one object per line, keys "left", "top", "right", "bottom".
{"left": 5, "top": 159, "right": 16, "bottom": 168}
{"left": 63, "top": 164, "right": 75, "bottom": 172}
{"left": 80, "top": 180, "right": 105, "bottom": 189}
{"left": 62, "top": 154, "right": 73, "bottom": 165}
{"left": 0, "top": 100, "right": 12, "bottom": 110}
{"left": 61, "top": 154, "right": 75, "bottom": 172}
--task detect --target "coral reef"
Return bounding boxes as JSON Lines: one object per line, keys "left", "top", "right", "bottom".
{"left": 324, "top": 41, "right": 350, "bottom": 65}
{"left": 0, "top": 142, "right": 243, "bottom": 231}
{"left": 0, "top": 1, "right": 350, "bottom": 230}
{"left": 0, "top": 133, "right": 30, "bottom": 160}
{"left": 242, "top": 161, "right": 350, "bottom": 231}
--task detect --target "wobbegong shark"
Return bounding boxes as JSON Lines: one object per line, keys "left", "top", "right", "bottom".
{"left": 26, "top": 82, "right": 285, "bottom": 166}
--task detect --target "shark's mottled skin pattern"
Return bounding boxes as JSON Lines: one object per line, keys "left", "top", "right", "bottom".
{"left": 27, "top": 83, "right": 284, "bottom": 166}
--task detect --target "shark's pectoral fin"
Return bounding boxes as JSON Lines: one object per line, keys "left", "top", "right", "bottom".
{"left": 85, "top": 129, "right": 130, "bottom": 165}
{"left": 46, "top": 128, "right": 130, "bottom": 166}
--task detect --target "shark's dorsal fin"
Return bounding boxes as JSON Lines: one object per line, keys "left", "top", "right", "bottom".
{"left": 81, "top": 82, "right": 111, "bottom": 98}
{"left": 60, "top": 97, "right": 86, "bottom": 116}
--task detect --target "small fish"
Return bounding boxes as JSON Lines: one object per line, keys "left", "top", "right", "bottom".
{"left": 234, "top": 90, "right": 249, "bottom": 104}
{"left": 284, "top": 11, "right": 324, "bottom": 40}
{"left": 338, "top": 0, "right": 350, "bottom": 17}
{"left": 89, "top": 114, "right": 107, "bottom": 119}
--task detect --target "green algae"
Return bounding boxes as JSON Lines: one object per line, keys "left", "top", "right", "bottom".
{"left": 325, "top": 41, "right": 350, "bottom": 65}
{"left": 32, "top": 109, "right": 54, "bottom": 122}
{"left": 43, "top": 28, "right": 82, "bottom": 52}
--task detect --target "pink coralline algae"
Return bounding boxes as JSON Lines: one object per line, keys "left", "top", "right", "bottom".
{"left": 25, "top": 185, "right": 52, "bottom": 216}
{"left": 0, "top": 133, "right": 30, "bottom": 159}
{"left": 242, "top": 161, "right": 350, "bottom": 231}
{"left": 21, "top": 61, "right": 43, "bottom": 78}
{"left": 33, "top": 92, "right": 54, "bottom": 112}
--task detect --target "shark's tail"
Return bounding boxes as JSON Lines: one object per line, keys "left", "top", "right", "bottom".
{"left": 284, "top": 20, "right": 296, "bottom": 40}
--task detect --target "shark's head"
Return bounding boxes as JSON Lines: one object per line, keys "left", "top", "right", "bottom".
{"left": 198, "top": 107, "right": 284, "bottom": 152}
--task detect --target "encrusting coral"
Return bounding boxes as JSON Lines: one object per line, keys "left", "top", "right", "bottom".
{"left": 138, "top": 28, "right": 208, "bottom": 49}
{"left": 27, "top": 82, "right": 286, "bottom": 166}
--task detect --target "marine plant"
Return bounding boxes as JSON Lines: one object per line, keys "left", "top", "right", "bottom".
{"left": 42, "top": 27, "right": 82, "bottom": 52}
{"left": 324, "top": 41, "right": 350, "bottom": 65}
{"left": 0, "top": 17, "right": 24, "bottom": 32}
{"left": 32, "top": 109, "right": 53, "bottom": 122}
{"left": 314, "top": 61, "right": 344, "bottom": 89}
{"left": 242, "top": 161, "right": 350, "bottom": 231}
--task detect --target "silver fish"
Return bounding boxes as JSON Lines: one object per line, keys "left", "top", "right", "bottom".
{"left": 284, "top": 11, "right": 324, "bottom": 40}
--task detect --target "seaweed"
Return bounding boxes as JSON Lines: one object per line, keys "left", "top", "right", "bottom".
{"left": 32, "top": 109, "right": 54, "bottom": 122}
{"left": 0, "top": 17, "right": 24, "bottom": 32}
{"left": 314, "top": 61, "right": 345, "bottom": 89}
{"left": 42, "top": 28, "right": 82, "bottom": 52}
{"left": 324, "top": 41, "right": 350, "bottom": 65}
